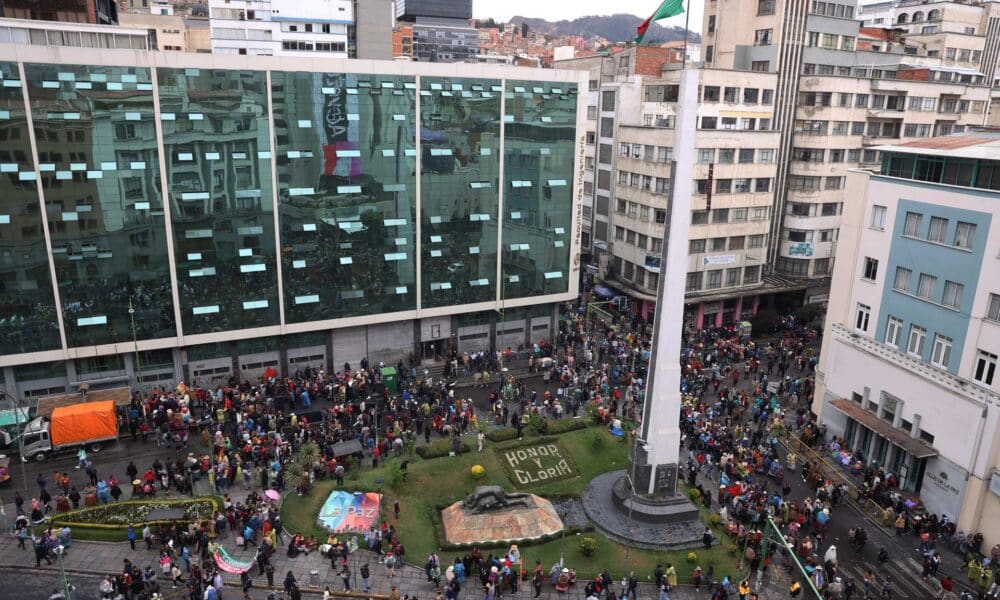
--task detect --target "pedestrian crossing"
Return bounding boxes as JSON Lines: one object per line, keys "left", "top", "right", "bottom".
{"left": 836, "top": 557, "right": 942, "bottom": 599}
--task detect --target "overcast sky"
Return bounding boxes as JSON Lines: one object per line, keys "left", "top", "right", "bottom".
{"left": 473, "top": 0, "right": 703, "bottom": 33}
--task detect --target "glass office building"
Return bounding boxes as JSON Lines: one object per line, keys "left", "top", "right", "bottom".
{"left": 0, "top": 47, "right": 584, "bottom": 399}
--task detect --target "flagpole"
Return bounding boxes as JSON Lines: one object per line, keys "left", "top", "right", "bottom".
{"left": 682, "top": 0, "right": 691, "bottom": 69}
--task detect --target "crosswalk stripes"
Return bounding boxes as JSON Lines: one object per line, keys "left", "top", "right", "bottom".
{"left": 836, "top": 557, "right": 941, "bottom": 599}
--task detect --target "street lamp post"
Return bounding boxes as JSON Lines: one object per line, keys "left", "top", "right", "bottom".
{"left": 3, "top": 391, "right": 30, "bottom": 492}
{"left": 55, "top": 545, "right": 73, "bottom": 599}
{"left": 128, "top": 297, "right": 142, "bottom": 389}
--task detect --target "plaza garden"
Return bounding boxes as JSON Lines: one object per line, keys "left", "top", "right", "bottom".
{"left": 280, "top": 423, "right": 741, "bottom": 583}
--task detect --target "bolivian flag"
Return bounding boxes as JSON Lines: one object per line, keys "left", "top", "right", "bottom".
{"left": 635, "top": 0, "right": 686, "bottom": 43}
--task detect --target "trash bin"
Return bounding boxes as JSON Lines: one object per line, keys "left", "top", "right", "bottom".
{"left": 310, "top": 569, "right": 320, "bottom": 587}
{"left": 380, "top": 367, "right": 398, "bottom": 394}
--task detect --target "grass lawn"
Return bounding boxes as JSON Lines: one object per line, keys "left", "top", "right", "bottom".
{"left": 281, "top": 426, "right": 743, "bottom": 583}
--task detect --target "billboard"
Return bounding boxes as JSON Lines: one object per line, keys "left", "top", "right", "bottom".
{"left": 318, "top": 491, "right": 381, "bottom": 533}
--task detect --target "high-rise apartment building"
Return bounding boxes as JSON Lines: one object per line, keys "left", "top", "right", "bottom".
{"left": 208, "top": 0, "right": 353, "bottom": 57}
{"left": 0, "top": 44, "right": 585, "bottom": 399}
{"left": 0, "top": 0, "right": 118, "bottom": 25}
{"left": 395, "top": 0, "right": 478, "bottom": 63}
{"left": 560, "top": 0, "right": 1000, "bottom": 327}
{"left": 813, "top": 133, "right": 1000, "bottom": 549}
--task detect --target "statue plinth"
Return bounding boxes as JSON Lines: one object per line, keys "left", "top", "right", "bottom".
{"left": 441, "top": 486, "right": 564, "bottom": 546}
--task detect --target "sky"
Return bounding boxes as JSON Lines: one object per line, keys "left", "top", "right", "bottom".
{"left": 473, "top": 0, "right": 703, "bottom": 33}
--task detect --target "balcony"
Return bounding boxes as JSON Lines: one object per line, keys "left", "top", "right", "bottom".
{"left": 830, "top": 322, "right": 998, "bottom": 409}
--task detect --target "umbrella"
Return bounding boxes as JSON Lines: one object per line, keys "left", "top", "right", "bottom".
{"left": 263, "top": 367, "right": 278, "bottom": 380}
{"left": 264, "top": 489, "right": 281, "bottom": 501}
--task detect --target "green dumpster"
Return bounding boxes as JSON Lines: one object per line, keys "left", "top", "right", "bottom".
{"left": 381, "top": 367, "right": 398, "bottom": 394}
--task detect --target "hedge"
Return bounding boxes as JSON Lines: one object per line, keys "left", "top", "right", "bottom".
{"left": 416, "top": 438, "right": 472, "bottom": 459}
{"left": 485, "top": 418, "right": 591, "bottom": 443}
{"left": 485, "top": 427, "right": 520, "bottom": 443}
{"left": 49, "top": 497, "right": 221, "bottom": 531}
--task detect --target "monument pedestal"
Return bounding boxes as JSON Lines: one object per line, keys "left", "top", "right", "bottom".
{"left": 611, "top": 474, "right": 700, "bottom": 524}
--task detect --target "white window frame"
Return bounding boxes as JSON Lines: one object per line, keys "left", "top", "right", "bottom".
{"left": 904, "top": 212, "right": 922, "bottom": 237}
{"left": 862, "top": 257, "right": 878, "bottom": 281}
{"left": 856, "top": 303, "right": 871, "bottom": 332}
{"left": 907, "top": 325, "right": 927, "bottom": 357}
{"left": 893, "top": 267, "right": 912, "bottom": 292}
{"left": 870, "top": 205, "right": 887, "bottom": 230}
{"left": 931, "top": 334, "right": 952, "bottom": 368}
{"left": 954, "top": 221, "right": 975, "bottom": 249}
{"left": 975, "top": 350, "right": 997, "bottom": 385}
{"left": 942, "top": 280, "right": 963, "bottom": 309}
{"left": 885, "top": 316, "right": 902, "bottom": 347}
{"left": 917, "top": 273, "right": 936, "bottom": 300}
{"left": 988, "top": 293, "right": 1000, "bottom": 322}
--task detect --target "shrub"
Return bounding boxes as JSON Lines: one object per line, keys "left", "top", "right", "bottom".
{"left": 687, "top": 552, "right": 698, "bottom": 563}
{"left": 527, "top": 414, "right": 548, "bottom": 436}
{"left": 708, "top": 514, "right": 722, "bottom": 527}
{"left": 687, "top": 488, "right": 701, "bottom": 502}
{"left": 471, "top": 465, "right": 485, "bottom": 479}
{"left": 590, "top": 430, "right": 607, "bottom": 451}
{"left": 725, "top": 544, "right": 739, "bottom": 556}
{"left": 388, "top": 462, "right": 406, "bottom": 488}
{"left": 579, "top": 536, "right": 598, "bottom": 557}
{"left": 547, "top": 419, "right": 588, "bottom": 435}
{"left": 416, "top": 438, "right": 471, "bottom": 459}
{"left": 485, "top": 427, "right": 519, "bottom": 443}
{"left": 586, "top": 402, "right": 601, "bottom": 424}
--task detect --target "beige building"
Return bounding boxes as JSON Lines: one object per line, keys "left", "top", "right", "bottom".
{"left": 119, "top": 11, "right": 207, "bottom": 52}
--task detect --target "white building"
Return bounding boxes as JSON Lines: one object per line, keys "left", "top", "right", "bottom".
{"left": 814, "top": 133, "right": 1000, "bottom": 548}
{"left": 208, "top": 0, "right": 353, "bottom": 57}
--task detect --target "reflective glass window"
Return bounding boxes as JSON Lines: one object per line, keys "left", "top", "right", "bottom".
{"left": 158, "top": 68, "right": 279, "bottom": 334}
{"left": 271, "top": 72, "right": 417, "bottom": 321}
{"left": 0, "top": 61, "right": 61, "bottom": 354}
{"left": 420, "top": 77, "right": 500, "bottom": 308}
{"left": 26, "top": 63, "right": 176, "bottom": 347}
{"left": 502, "top": 81, "right": 576, "bottom": 299}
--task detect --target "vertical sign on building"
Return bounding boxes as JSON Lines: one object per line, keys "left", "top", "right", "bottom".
{"left": 317, "top": 73, "right": 361, "bottom": 178}
{"left": 705, "top": 163, "right": 714, "bottom": 212}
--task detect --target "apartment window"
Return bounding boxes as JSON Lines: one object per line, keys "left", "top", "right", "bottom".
{"left": 619, "top": 143, "right": 629, "bottom": 157}
{"left": 893, "top": 267, "right": 912, "bottom": 292}
{"left": 762, "top": 89, "right": 774, "bottom": 105}
{"left": 704, "top": 45, "right": 714, "bottom": 63}
{"left": 751, "top": 207, "right": 767, "bottom": 220}
{"left": 807, "top": 32, "right": 820, "bottom": 47}
{"left": 692, "top": 211, "right": 709, "bottom": 225}
{"left": 711, "top": 237, "right": 727, "bottom": 252}
{"left": 703, "top": 86, "right": 720, "bottom": 102}
{"left": 749, "top": 234, "right": 764, "bottom": 248}
{"left": 744, "top": 265, "right": 761, "bottom": 282}
{"left": 712, "top": 208, "right": 729, "bottom": 223}
{"left": 707, "top": 15, "right": 716, "bottom": 33}
{"left": 615, "top": 226, "right": 625, "bottom": 241}
{"left": 829, "top": 150, "right": 844, "bottom": 163}
{"left": 724, "top": 87, "right": 739, "bottom": 103}
{"left": 706, "top": 270, "right": 723, "bottom": 289}
{"left": 931, "top": 334, "right": 953, "bottom": 368}
{"left": 851, "top": 122, "right": 866, "bottom": 136}
{"left": 719, "top": 149, "right": 735, "bottom": 163}
{"left": 752, "top": 60, "right": 771, "bottom": 72}
{"left": 942, "top": 281, "right": 964, "bottom": 309}
{"left": 904, "top": 212, "right": 922, "bottom": 237}
{"left": 848, "top": 149, "right": 861, "bottom": 162}
{"left": 758, "top": 0, "right": 776, "bottom": 14}
{"left": 975, "top": 350, "right": 997, "bottom": 385}
{"left": 698, "top": 148, "right": 715, "bottom": 163}
{"left": 988, "top": 293, "right": 1000, "bottom": 322}
{"left": 701, "top": 117, "right": 718, "bottom": 129}
{"left": 739, "top": 148, "right": 755, "bottom": 163}
{"left": 726, "top": 268, "right": 742, "bottom": 286}
{"left": 600, "top": 118, "right": 614, "bottom": 137}
{"left": 917, "top": 274, "right": 936, "bottom": 300}
{"left": 928, "top": 217, "right": 948, "bottom": 243}
{"left": 755, "top": 178, "right": 771, "bottom": 193}
{"left": 689, "top": 239, "right": 706, "bottom": 254}
{"left": 734, "top": 178, "right": 752, "bottom": 193}
{"left": 814, "top": 258, "right": 830, "bottom": 275}
{"left": 587, "top": 106, "right": 597, "bottom": 120}
{"left": 866, "top": 205, "right": 886, "bottom": 231}
{"left": 686, "top": 272, "right": 702, "bottom": 292}
{"left": 841, "top": 36, "right": 855, "bottom": 50}
{"left": 729, "top": 236, "right": 745, "bottom": 250}
{"left": 586, "top": 132, "right": 595, "bottom": 145}
{"left": 863, "top": 257, "right": 878, "bottom": 281}
{"left": 907, "top": 325, "right": 927, "bottom": 356}
{"left": 821, "top": 203, "right": 839, "bottom": 216}
{"left": 759, "top": 149, "right": 774, "bottom": 163}
{"left": 825, "top": 177, "right": 842, "bottom": 191}
{"left": 716, "top": 179, "right": 732, "bottom": 194}
{"left": 954, "top": 222, "right": 975, "bottom": 249}
{"left": 885, "top": 316, "right": 902, "bottom": 347}
{"left": 654, "top": 209, "right": 666, "bottom": 224}
{"left": 732, "top": 208, "right": 748, "bottom": 223}
{"left": 626, "top": 230, "right": 637, "bottom": 245}
{"left": 856, "top": 303, "right": 871, "bottom": 332}
{"left": 754, "top": 29, "right": 773, "bottom": 46}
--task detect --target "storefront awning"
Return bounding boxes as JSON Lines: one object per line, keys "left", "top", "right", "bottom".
{"left": 830, "top": 399, "right": 938, "bottom": 459}
{"left": 592, "top": 285, "right": 617, "bottom": 299}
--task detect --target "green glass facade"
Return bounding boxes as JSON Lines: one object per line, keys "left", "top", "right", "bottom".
{"left": 0, "top": 62, "right": 61, "bottom": 353}
{"left": 271, "top": 72, "right": 418, "bottom": 322}
{"left": 0, "top": 57, "right": 579, "bottom": 363}
{"left": 419, "top": 77, "right": 501, "bottom": 308}
{"left": 502, "top": 81, "right": 575, "bottom": 299}
{"left": 26, "top": 63, "right": 176, "bottom": 347}
{"left": 158, "top": 67, "right": 280, "bottom": 334}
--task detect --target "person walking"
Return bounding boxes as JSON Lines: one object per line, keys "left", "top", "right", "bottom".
{"left": 394, "top": 499, "right": 401, "bottom": 520}
{"left": 361, "top": 563, "right": 371, "bottom": 593}
{"left": 532, "top": 568, "right": 543, "bottom": 599}
{"left": 76, "top": 448, "right": 87, "bottom": 469}
{"left": 340, "top": 566, "right": 352, "bottom": 591}
{"left": 127, "top": 525, "right": 137, "bottom": 550}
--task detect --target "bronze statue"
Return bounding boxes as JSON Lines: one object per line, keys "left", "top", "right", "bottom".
{"left": 463, "top": 485, "right": 534, "bottom": 514}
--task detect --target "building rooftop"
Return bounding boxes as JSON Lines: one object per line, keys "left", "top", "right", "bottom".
{"left": 876, "top": 132, "right": 1000, "bottom": 160}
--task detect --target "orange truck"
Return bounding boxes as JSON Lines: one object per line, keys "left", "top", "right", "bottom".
{"left": 19, "top": 400, "right": 119, "bottom": 462}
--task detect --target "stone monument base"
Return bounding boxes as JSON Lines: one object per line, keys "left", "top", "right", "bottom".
{"left": 582, "top": 471, "right": 703, "bottom": 550}
{"left": 441, "top": 494, "right": 563, "bottom": 545}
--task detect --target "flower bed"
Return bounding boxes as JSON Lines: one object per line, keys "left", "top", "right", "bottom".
{"left": 50, "top": 498, "right": 219, "bottom": 530}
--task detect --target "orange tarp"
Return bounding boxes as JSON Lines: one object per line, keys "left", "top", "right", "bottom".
{"left": 49, "top": 400, "right": 118, "bottom": 447}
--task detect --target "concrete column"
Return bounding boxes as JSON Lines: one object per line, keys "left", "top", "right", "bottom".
{"left": 633, "top": 69, "right": 698, "bottom": 497}
{"left": 695, "top": 303, "right": 704, "bottom": 329}
{"left": 734, "top": 297, "right": 743, "bottom": 322}
{"left": 714, "top": 310, "right": 724, "bottom": 328}
{"left": 171, "top": 348, "right": 184, "bottom": 384}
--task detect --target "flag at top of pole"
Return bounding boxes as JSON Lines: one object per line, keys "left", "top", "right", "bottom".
{"left": 634, "top": 0, "right": 686, "bottom": 44}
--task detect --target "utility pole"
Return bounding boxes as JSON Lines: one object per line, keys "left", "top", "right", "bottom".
{"left": 129, "top": 297, "right": 142, "bottom": 389}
